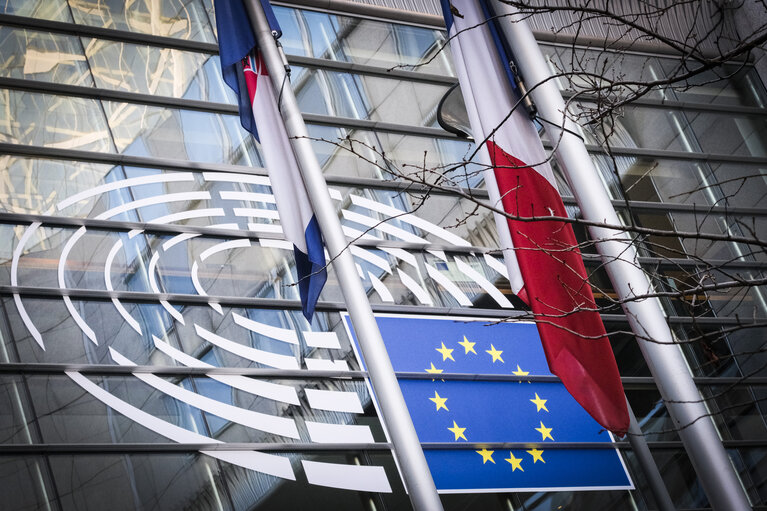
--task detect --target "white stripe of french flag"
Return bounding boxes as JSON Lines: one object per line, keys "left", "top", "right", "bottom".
{"left": 243, "top": 52, "right": 327, "bottom": 320}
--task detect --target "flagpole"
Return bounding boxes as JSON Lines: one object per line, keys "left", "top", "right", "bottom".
{"left": 489, "top": 3, "right": 751, "bottom": 509}
{"left": 241, "top": 1, "right": 444, "bottom": 509}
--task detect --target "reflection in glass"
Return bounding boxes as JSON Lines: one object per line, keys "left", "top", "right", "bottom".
{"left": 103, "top": 102, "right": 261, "bottom": 165}
{"left": 0, "top": 458, "right": 56, "bottom": 511}
{"left": 0, "top": 0, "right": 71, "bottom": 21}
{"left": 68, "top": 0, "right": 215, "bottom": 42}
{"left": 0, "top": 89, "right": 114, "bottom": 152}
{"left": 0, "top": 27, "right": 92, "bottom": 86}
{"left": 84, "top": 38, "right": 232, "bottom": 103}
{"left": 542, "top": 44, "right": 767, "bottom": 107}
{"left": 293, "top": 66, "right": 449, "bottom": 128}
{"left": 581, "top": 102, "right": 767, "bottom": 157}
{"left": 274, "top": 6, "right": 454, "bottom": 76}
{"left": 48, "top": 453, "right": 231, "bottom": 510}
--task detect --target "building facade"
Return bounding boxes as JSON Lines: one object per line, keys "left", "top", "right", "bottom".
{"left": 0, "top": 0, "right": 766, "bottom": 509}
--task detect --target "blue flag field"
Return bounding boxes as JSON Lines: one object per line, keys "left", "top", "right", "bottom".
{"left": 343, "top": 314, "right": 633, "bottom": 492}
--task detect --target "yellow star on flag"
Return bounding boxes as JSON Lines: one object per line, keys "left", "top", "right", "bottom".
{"left": 485, "top": 344, "right": 504, "bottom": 363}
{"left": 458, "top": 335, "right": 477, "bottom": 354}
{"left": 504, "top": 451, "right": 524, "bottom": 472}
{"left": 425, "top": 363, "right": 443, "bottom": 374}
{"left": 448, "top": 421, "right": 467, "bottom": 441}
{"left": 435, "top": 342, "right": 455, "bottom": 361}
{"left": 512, "top": 365, "right": 529, "bottom": 376}
{"left": 429, "top": 391, "right": 449, "bottom": 411}
{"left": 527, "top": 448, "right": 545, "bottom": 463}
{"left": 536, "top": 421, "right": 554, "bottom": 441}
{"left": 476, "top": 448, "right": 495, "bottom": 464}
{"left": 530, "top": 393, "right": 549, "bottom": 412}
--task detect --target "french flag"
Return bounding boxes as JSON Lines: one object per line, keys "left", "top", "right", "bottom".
{"left": 440, "top": 0, "right": 629, "bottom": 434}
{"left": 215, "top": 0, "right": 326, "bottom": 321}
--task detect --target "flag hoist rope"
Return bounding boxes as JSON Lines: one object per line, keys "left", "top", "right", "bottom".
{"left": 242, "top": 1, "right": 444, "bottom": 509}
{"left": 490, "top": 1, "right": 751, "bottom": 509}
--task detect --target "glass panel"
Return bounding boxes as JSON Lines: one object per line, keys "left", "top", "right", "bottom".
{"left": 0, "top": 0, "right": 71, "bottom": 21}
{"left": 274, "top": 6, "right": 454, "bottom": 76}
{"left": 84, "top": 38, "right": 232, "bottom": 102}
{"left": 102, "top": 101, "right": 260, "bottom": 165}
{"left": 542, "top": 44, "right": 767, "bottom": 107}
{"left": 293, "top": 66, "right": 450, "bottom": 127}
{"left": 703, "top": 385, "right": 767, "bottom": 442}
{"left": 628, "top": 210, "right": 767, "bottom": 262}
{"left": 0, "top": 89, "right": 114, "bottom": 152}
{"left": 648, "top": 449, "right": 709, "bottom": 508}
{"left": 582, "top": 103, "right": 767, "bottom": 157}
{"left": 734, "top": 447, "right": 767, "bottom": 506}
{"left": 592, "top": 155, "right": 767, "bottom": 209}
{"left": 0, "top": 376, "right": 39, "bottom": 444}
{"left": 306, "top": 124, "right": 480, "bottom": 185}
{"left": 6, "top": 374, "right": 373, "bottom": 444}
{"left": 68, "top": 0, "right": 215, "bottom": 43}
{"left": 0, "top": 457, "right": 56, "bottom": 510}
{"left": 47, "top": 453, "right": 232, "bottom": 510}
{"left": 0, "top": 27, "right": 93, "bottom": 86}
{"left": 625, "top": 388, "right": 680, "bottom": 441}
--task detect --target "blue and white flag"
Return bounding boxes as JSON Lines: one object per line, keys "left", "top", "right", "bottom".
{"left": 215, "top": 0, "right": 326, "bottom": 320}
{"left": 344, "top": 314, "right": 633, "bottom": 492}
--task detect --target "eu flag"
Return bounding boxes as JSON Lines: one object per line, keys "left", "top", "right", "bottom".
{"left": 343, "top": 314, "right": 633, "bottom": 492}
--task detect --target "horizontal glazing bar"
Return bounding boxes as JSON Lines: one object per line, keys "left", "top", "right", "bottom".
{"left": 0, "top": 284, "right": 761, "bottom": 325}
{"left": 0, "top": 443, "right": 393, "bottom": 453}
{"left": 1, "top": 364, "right": 764, "bottom": 386}
{"left": 0, "top": 440, "right": 763, "bottom": 454}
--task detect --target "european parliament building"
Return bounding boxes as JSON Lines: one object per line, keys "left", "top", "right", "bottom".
{"left": 0, "top": 0, "right": 765, "bottom": 510}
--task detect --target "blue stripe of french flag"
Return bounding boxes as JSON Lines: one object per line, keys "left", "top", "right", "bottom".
{"left": 215, "top": 0, "right": 327, "bottom": 321}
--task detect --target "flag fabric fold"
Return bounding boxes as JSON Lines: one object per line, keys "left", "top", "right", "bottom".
{"left": 215, "top": 0, "right": 326, "bottom": 321}
{"left": 440, "top": 0, "right": 629, "bottom": 434}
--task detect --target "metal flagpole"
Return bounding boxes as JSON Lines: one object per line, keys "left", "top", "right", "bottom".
{"left": 242, "top": 1, "right": 444, "bottom": 509}
{"left": 489, "top": 2, "right": 751, "bottom": 509}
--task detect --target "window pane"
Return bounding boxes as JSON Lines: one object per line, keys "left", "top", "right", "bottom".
{"left": 0, "top": 0, "right": 71, "bottom": 21}
{"left": 275, "top": 6, "right": 454, "bottom": 76}
{"left": 582, "top": 103, "right": 767, "bottom": 157}
{"left": 293, "top": 66, "right": 450, "bottom": 127}
{"left": 0, "top": 27, "right": 92, "bottom": 86}
{"left": 0, "top": 89, "right": 113, "bottom": 152}
{"left": 68, "top": 0, "right": 215, "bottom": 42}
{"left": 84, "top": 38, "right": 231, "bottom": 102}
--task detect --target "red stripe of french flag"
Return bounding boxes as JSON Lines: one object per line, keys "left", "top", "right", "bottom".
{"left": 441, "top": 0, "right": 629, "bottom": 434}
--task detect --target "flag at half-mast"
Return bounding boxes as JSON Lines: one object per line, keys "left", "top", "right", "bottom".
{"left": 439, "top": 0, "right": 629, "bottom": 434}
{"left": 215, "top": 0, "right": 326, "bottom": 321}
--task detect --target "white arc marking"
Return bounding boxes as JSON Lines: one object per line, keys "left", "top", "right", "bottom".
{"left": 195, "top": 324, "right": 299, "bottom": 370}
{"left": 152, "top": 336, "right": 300, "bottom": 405}
{"left": 109, "top": 348, "right": 300, "bottom": 439}
{"left": 66, "top": 371, "right": 295, "bottom": 480}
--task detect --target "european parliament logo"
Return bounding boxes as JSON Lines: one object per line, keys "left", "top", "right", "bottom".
{"left": 343, "top": 314, "right": 633, "bottom": 492}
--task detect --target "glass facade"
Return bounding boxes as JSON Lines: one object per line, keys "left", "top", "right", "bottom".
{"left": 0, "top": 1, "right": 766, "bottom": 510}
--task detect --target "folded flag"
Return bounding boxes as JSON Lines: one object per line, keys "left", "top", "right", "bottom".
{"left": 215, "top": 0, "right": 326, "bottom": 320}
{"left": 440, "top": 0, "right": 629, "bottom": 434}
